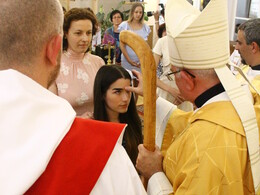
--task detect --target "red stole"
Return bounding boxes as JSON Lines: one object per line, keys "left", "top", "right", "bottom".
{"left": 25, "top": 118, "right": 125, "bottom": 194}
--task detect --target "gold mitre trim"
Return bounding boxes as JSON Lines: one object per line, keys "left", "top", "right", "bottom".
{"left": 166, "top": 0, "right": 229, "bottom": 69}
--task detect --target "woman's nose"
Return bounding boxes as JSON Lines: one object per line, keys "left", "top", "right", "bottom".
{"left": 122, "top": 92, "right": 129, "bottom": 101}
{"left": 82, "top": 34, "right": 89, "bottom": 41}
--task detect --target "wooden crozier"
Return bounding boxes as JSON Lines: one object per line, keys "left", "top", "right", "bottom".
{"left": 120, "top": 30, "right": 156, "bottom": 151}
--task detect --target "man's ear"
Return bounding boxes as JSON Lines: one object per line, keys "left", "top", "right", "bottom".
{"left": 180, "top": 70, "right": 195, "bottom": 91}
{"left": 46, "top": 35, "right": 62, "bottom": 65}
{"left": 252, "top": 42, "right": 260, "bottom": 54}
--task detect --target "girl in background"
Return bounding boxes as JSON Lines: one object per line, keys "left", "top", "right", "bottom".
{"left": 119, "top": 3, "right": 151, "bottom": 72}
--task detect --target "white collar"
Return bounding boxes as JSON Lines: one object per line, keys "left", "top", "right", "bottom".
{"left": 203, "top": 91, "right": 229, "bottom": 106}
{"left": 195, "top": 84, "right": 253, "bottom": 112}
{"left": 247, "top": 67, "right": 260, "bottom": 80}
{"left": 194, "top": 92, "right": 229, "bottom": 113}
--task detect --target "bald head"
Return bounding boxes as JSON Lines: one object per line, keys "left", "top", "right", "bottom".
{"left": 0, "top": 0, "right": 63, "bottom": 67}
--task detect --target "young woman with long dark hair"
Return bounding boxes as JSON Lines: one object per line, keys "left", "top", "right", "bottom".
{"left": 93, "top": 65, "right": 143, "bottom": 165}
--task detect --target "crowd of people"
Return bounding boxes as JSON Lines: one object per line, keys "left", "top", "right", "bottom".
{"left": 0, "top": 0, "right": 259, "bottom": 194}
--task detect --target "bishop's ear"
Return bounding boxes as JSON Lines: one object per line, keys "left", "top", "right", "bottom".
{"left": 46, "top": 35, "right": 62, "bottom": 66}
{"left": 180, "top": 70, "right": 195, "bottom": 91}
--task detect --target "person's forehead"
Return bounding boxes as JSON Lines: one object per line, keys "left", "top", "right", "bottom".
{"left": 113, "top": 13, "right": 121, "bottom": 17}
{"left": 135, "top": 6, "right": 142, "bottom": 11}
{"left": 237, "top": 30, "right": 246, "bottom": 42}
{"left": 70, "top": 19, "right": 92, "bottom": 29}
{"left": 109, "top": 78, "right": 131, "bottom": 89}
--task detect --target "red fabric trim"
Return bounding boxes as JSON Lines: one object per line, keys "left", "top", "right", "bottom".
{"left": 25, "top": 118, "right": 125, "bottom": 194}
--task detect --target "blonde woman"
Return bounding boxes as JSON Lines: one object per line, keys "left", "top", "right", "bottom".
{"left": 119, "top": 3, "right": 151, "bottom": 72}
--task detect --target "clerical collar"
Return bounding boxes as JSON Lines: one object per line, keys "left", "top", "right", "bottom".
{"left": 194, "top": 83, "right": 225, "bottom": 108}
{"left": 251, "top": 64, "right": 260, "bottom": 70}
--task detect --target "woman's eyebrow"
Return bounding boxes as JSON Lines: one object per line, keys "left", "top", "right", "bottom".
{"left": 112, "top": 88, "right": 123, "bottom": 90}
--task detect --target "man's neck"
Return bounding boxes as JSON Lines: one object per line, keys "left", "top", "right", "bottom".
{"left": 249, "top": 54, "right": 260, "bottom": 67}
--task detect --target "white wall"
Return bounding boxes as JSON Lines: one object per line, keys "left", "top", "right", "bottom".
{"left": 58, "top": 0, "right": 119, "bottom": 15}
{"left": 98, "top": 0, "right": 122, "bottom": 14}
{"left": 67, "top": 0, "right": 160, "bottom": 15}
{"left": 69, "top": 0, "right": 92, "bottom": 9}
{"left": 68, "top": 0, "right": 123, "bottom": 14}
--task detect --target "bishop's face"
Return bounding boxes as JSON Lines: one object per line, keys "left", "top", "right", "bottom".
{"left": 169, "top": 65, "right": 187, "bottom": 98}
{"left": 169, "top": 65, "right": 196, "bottom": 103}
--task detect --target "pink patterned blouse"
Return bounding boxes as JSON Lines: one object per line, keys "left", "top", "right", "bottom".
{"left": 55, "top": 49, "right": 105, "bottom": 116}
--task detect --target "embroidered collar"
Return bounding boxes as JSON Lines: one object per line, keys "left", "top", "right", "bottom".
{"left": 64, "top": 48, "right": 85, "bottom": 60}
{"left": 195, "top": 83, "right": 225, "bottom": 108}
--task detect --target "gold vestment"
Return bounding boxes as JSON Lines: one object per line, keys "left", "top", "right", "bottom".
{"left": 162, "top": 101, "right": 254, "bottom": 194}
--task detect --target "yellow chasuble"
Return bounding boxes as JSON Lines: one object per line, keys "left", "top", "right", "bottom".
{"left": 236, "top": 65, "right": 260, "bottom": 105}
{"left": 251, "top": 76, "right": 260, "bottom": 194}
{"left": 238, "top": 71, "right": 260, "bottom": 144}
{"left": 162, "top": 101, "right": 254, "bottom": 194}
{"left": 251, "top": 75, "right": 260, "bottom": 106}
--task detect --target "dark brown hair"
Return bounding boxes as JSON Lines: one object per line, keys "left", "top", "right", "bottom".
{"left": 63, "top": 8, "right": 98, "bottom": 51}
{"left": 158, "top": 23, "right": 166, "bottom": 38}
{"left": 110, "top": 9, "right": 124, "bottom": 22}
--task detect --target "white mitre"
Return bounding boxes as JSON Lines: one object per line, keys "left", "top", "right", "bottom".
{"left": 166, "top": 0, "right": 260, "bottom": 192}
